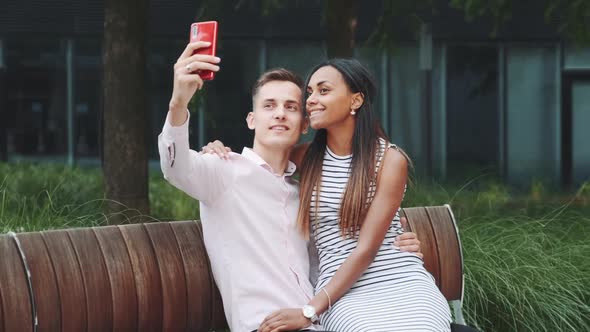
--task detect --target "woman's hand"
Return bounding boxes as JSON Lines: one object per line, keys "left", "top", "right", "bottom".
{"left": 201, "top": 140, "right": 232, "bottom": 160}
{"left": 395, "top": 216, "right": 423, "bottom": 259}
{"left": 258, "top": 308, "right": 311, "bottom": 332}
{"left": 394, "top": 231, "right": 423, "bottom": 259}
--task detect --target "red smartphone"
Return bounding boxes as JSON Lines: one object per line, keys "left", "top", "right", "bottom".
{"left": 189, "top": 21, "right": 218, "bottom": 80}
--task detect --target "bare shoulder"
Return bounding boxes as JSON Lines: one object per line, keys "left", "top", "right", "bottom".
{"left": 378, "top": 146, "right": 408, "bottom": 185}
{"left": 290, "top": 142, "right": 311, "bottom": 167}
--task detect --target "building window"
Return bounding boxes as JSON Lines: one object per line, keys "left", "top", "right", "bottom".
{"left": 202, "top": 39, "right": 264, "bottom": 150}
{"left": 446, "top": 44, "right": 499, "bottom": 176}
{"left": 4, "top": 39, "right": 67, "bottom": 159}
{"left": 75, "top": 40, "right": 102, "bottom": 160}
{"left": 505, "top": 45, "right": 560, "bottom": 184}
{"left": 389, "top": 46, "right": 422, "bottom": 165}
{"left": 147, "top": 39, "right": 187, "bottom": 160}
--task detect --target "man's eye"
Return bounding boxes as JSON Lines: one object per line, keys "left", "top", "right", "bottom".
{"left": 264, "top": 104, "right": 273, "bottom": 109}
{"left": 287, "top": 105, "right": 298, "bottom": 111}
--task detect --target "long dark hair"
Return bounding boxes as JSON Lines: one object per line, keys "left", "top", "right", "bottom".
{"left": 297, "top": 58, "right": 390, "bottom": 238}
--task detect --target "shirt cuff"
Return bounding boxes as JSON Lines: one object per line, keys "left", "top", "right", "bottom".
{"left": 162, "top": 109, "right": 190, "bottom": 140}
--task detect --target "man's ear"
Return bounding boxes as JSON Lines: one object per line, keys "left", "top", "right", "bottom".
{"left": 246, "top": 112, "right": 255, "bottom": 130}
{"left": 351, "top": 92, "right": 364, "bottom": 111}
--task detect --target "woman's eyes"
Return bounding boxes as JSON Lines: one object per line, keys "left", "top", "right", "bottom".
{"left": 306, "top": 88, "right": 329, "bottom": 96}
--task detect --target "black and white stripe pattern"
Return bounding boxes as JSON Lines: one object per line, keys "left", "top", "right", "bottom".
{"left": 311, "top": 139, "right": 451, "bottom": 332}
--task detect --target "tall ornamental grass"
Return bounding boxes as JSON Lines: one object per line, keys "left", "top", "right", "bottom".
{"left": 1, "top": 163, "right": 589, "bottom": 332}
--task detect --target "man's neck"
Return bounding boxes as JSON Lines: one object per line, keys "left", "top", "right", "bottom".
{"left": 252, "top": 142, "right": 292, "bottom": 176}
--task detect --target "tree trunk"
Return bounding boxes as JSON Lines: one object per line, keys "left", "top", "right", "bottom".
{"left": 0, "top": 66, "right": 6, "bottom": 161}
{"left": 102, "top": 0, "right": 150, "bottom": 223}
{"left": 324, "top": 0, "right": 359, "bottom": 58}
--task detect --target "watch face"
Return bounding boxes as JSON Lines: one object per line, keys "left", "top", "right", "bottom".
{"left": 302, "top": 305, "right": 315, "bottom": 318}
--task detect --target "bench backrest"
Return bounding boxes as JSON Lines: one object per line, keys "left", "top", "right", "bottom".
{"left": 0, "top": 205, "right": 463, "bottom": 331}
{"left": 402, "top": 205, "right": 464, "bottom": 302}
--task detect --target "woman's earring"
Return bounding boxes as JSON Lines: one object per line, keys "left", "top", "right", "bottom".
{"left": 350, "top": 109, "right": 357, "bottom": 115}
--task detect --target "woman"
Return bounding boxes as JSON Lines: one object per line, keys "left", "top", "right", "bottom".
{"left": 259, "top": 59, "right": 452, "bottom": 332}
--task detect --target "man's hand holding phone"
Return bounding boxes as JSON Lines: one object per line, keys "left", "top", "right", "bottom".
{"left": 168, "top": 42, "right": 220, "bottom": 126}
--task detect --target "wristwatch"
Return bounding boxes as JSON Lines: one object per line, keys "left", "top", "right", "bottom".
{"left": 302, "top": 304, "right": 319, "bottom": 324}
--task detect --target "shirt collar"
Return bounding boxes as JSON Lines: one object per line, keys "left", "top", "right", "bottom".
{"left": 241, "top": 147, "right": 297, "bottom": 177}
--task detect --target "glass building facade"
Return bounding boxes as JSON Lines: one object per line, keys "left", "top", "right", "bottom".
{"left": 1, "top": 2, "right": 589, "bottom": 187}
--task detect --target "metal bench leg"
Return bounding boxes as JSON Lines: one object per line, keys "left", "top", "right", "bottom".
{"left": 450, "top": 300, "right": 466, "bottom": 325}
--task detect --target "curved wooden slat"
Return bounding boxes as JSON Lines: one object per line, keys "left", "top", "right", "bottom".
{"left": 17, "top": 232, "right": 61, "bottom": 331}
{"left": 402, "top": 207, "right": 442, "bottom": 288}
{"left": 211, "top": 282, "right": 227, "bottom": 330}
{"left": 0, "top": 234, "right": 33, "bottom": 331}
{"left": 426, "top": 206, "right": 463, "bottom": 301}
{"left": 193, "top": 221, "right": 228, "bottom": 330}
{"left": 119, "top": 223, "right": 163, "bottom": 332}
{"left": 0, "top": 275, "right": 3, "bottom": 332}
{"left": 170, "top": 221, "right": 216, "bottom": 331}
{"left": 0, "top": 205, "right": 463, "bottom": 330}
{"left": 67, "top": 227, "right": 113, "bottom": 331}
{"left": 94, "top": 226, "right": 138, "bottom": 331}
{"left": 0, "top": 272, "right": 3, "bottom": 332}
{"left": 400, "top": 207, "right": 413, "bottom": 232}
{"left": 42, "top": 230, "right": 87, "bottom": 331}
{"left": 144, "top": 222, "right": 188, "bottom": 331}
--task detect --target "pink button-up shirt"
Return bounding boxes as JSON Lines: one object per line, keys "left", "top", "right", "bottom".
{"left": 158, "top": 111, "right": 317, "bottom": 332}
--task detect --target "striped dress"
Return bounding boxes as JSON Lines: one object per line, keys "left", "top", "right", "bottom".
{"left": 311, "top": 139, "right": 451, "bottom": 332}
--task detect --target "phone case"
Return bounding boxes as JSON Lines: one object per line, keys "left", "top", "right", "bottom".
{"left": 189, "top": 21, "right": 218, "bottom": 80}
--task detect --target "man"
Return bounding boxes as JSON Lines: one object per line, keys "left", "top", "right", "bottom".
{"left": 158, "top": 42, "right": 421, "bottom": 332}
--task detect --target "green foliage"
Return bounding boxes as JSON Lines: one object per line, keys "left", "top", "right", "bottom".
{"left": 544, "top": 0, "right": 590, "bottom": 45}
{"left": 0, "top": 163, "right": 106, "bottom": 232}
{"left": 575, "top": 181, "right": 590, "bottom": 204}
{"left": 1, "top": 163, "right": 589, "bottom": 331}
{"left": 196, "top": 0, "right": 307, "bottom": 21}
{"left": 0, "top": 163, "right": 199, "bottom": 232}
{"left": 450, "top": 0, "right": 513, "bottom": 36}
{"left": 451, "top": 0, "right": 590, "bottom": 45}
{"left": 406, "top": 176, "right": 590, "bottom": 332}
{"left": 199, "top": 0, "right": 590, "bottom": 51}
{"left": 461, "top": 215, "right": 590, "bottom": 331}
{"left": 367, "top": 0, "right": 436, "bottom": 51}
{"left": 149, "top": 173, "right": 200, "bottom": 221}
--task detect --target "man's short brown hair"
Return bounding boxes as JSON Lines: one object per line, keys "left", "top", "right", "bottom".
{"left": 251, "top": 68, "right": 304, "bottom": 99}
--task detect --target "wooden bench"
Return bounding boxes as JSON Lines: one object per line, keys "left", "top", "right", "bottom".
{"left": 0, "top": 205, "right": 465, "bottom": 331}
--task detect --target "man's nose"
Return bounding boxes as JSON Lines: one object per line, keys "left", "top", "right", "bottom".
{"left": 273, "top": 106, "right": 286, "bottom": 119}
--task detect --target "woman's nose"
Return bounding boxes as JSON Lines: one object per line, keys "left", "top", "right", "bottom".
{"left": 306, "top": 94, "right": 317, "bottom": 107}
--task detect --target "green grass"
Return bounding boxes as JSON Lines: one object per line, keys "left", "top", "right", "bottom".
{"left": 461, "top": 214, "right": 590, "bottom": 331}
{"left": 405, "top": 176, "right": 590, "bottom": 331}
{"left": 1, "top": 162, "right": 589, "bottom": 332}
{"left": 0, "top": 163, "right": 199, "bottom": 232}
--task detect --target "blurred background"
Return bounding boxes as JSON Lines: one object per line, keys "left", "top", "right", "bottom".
{"left": 1, "top": 0, "right": 589, "bottom": 186}
{"left": 0, "top": 2, "right": 589, "bottom": 331}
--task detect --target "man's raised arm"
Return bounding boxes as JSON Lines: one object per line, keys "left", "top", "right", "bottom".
{"left": 157, "top": 42, "right": 223, "bottom": 206}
